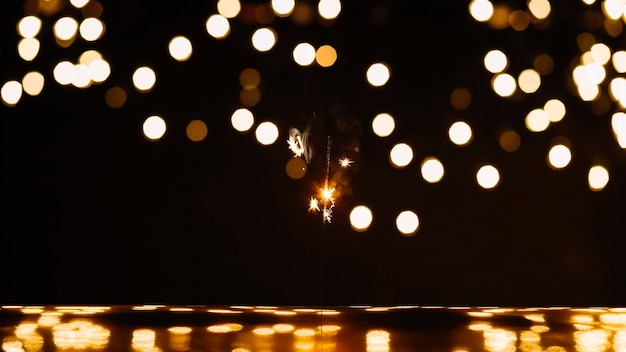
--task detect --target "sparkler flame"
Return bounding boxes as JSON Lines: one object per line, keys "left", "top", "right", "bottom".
{"left": 339, "top": 157, "right": 354, "bottom": 167}
{"left": 309, "top": 197, "right": 320, "bottom": 212}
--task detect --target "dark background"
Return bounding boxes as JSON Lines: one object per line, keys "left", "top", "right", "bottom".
{"left": 1, "top": 0, "right": 625, "bottom": 307}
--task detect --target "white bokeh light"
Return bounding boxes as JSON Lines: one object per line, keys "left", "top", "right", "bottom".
{"left": 371, "top": 113, "right": 395, "bottom": 137}
{"left": 396, "top": 210, "right": 419, "bottom": 236}
{"left": 366, "top": 62, "right": 390, "bottom": 87}
{"left": 350, "top": 205, "right": 373, "bottom": 232}
{"left": 143, "top": 115, "right": 167, "bottom": 141}
{"left": 476, "top": 165, "right": 500, "bottom": 189}
{"left": 448, "top": 121, "right": 472, "bottom": 146}
{"left": 389, "top": 143, "right": 413, "bottom": 168}
{"left": 420, "top": 157, "right": 445, "bottom": 183}
{"left": 231, "top": 108, "right": 255, "bottom": 132}
{"left": 255, "top": 121, "right": 279, "bottom": 145}
{"left": 251, "top": 28, "right": 277, "bottom": 52}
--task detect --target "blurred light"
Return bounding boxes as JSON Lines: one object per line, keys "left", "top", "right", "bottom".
{"left": 603, "top": 0, "right": 623, "bottom": 20}
{"left": 22, "top": 71, "right": 45, "bottom": 96}
{"left": 292, "top": 2, "right": 314, "bottom": 25}
{"left": 285, "top": 157, "right": 307, "bottom": 179}
{"left": 88, "top": 59, "right": 110, "bottom": 83}
{"left": 318, "top": 0, "right": 341, "bottom": 20}
{"left": 293, "top": 42, "right": 316, "bottom": 66}
{"left": 217, "top": 0, "right": 241, "bottom": 18}
{"left": 207, "top": 323, "right": 243, "bottom": 333}
{"left": 143, "top": 115, "right": 167, "bottom": 141}
{"left": 476, "top": 165, "right": 500, "bottom": 189}
{"left": 421, "top": 157, "right": 444, "bottom": 183}
{"left": 577, "top": 82, "right": 600, "bottom": 101}
{"left": 488, "top": 5, "right": 510, "bottom": 30}
{"left": 366, "top": 62, "right": 390, "bottom": 87}
{"left": 72, "top": 64, "right": 92, "bottom": 88}
{"left": 534, "top": 53, "right": 554, "bottom": 75}
{"left": 206, "top": 14, "right": 230, "bottom": 39}
{"left": 366, "top": 330, "right": 390, "bottom": 352}
{"left": 613, "top": 51, "right": 626, "bottom": 73}
{"left": 169, "top": 36, "right": 193, "bottom": 61}
{"left": 611, "top": 112, "right": 626, "bottom": 147}
{"left": 518, "top": 69, "right": 541, "bottom": 93}
{"left": 231, "top": 108, "right": 255, "bottom": 132}
{"left": 252, "top": 27, "right": 277, "bottom": 52}
{"left": 499, "top": 129, "right": 521, "bottom": 152}
{"left": 372, "top": 113, "right": 395, "bottom": 137}
{"left": 544, "top": 99, "right": 566, "bottom": 122}
{"left": 239, "top": 68, "right": 261, "bottom": 88}
{"left": 484, "top": 49, "right": 508, "bottom": 73}
{"left": 469, "top": 0, "right": 494, "bottom": 22}
{"left": 79, "top": 18, "right": 104, "bottom": 41}
{"left": 588, "top": 165, "right": 609, "bottom": 191}
{"left": 450, "top": 87, "right": 471, "bottom": 110}
{"left": 548, "top": 144, "right": 572, "bottom": 169}
{"left": 79, "top": 49, "right": 102, "bottom": 66}
{"left": 54, "top": 17, "right": 79, "bottom": 41}
{"left": 1, "top": 81, "right": 23, "bottom": 106}
{"left": 389, "top": 142, "right": 413, "bottom": 168}
{"left": 17, "top": 16, "right": 42, "bottom": 38}
{"left": 132, "top": 329, "right": 156, "bottom": 351}
{"left": 255, "top": 121, "right": 279, "bottom": 145}
{"left": 591, "top": 43, "right": 611, "bottom": 64}
{"left": 240, "top": 87, "right": 261, "bottom": 106}
{"left": 53, "top": 61, "right": 75, "bottom": 85}
{"left": 272, "top": 0, "right": 295, "bottom": 17}
{"left": 132, "top": 66, "right": 156, "bottom": 92}
{"left": 525, "top": 109, "right": 550, "bottom": 132}
{"left": 509, "top": 10, "right": 530, "bottom": 31}
{"left": 492, "top": 73, "right": 517, "bottom": 97}
{"left": 70, "top": 0, "right": 90, "bottom": 7}
{"left": 448, "top": 121, "right": 472, "bottom": 146}
{"left": 18, "top": 38, "right": 40, "bottom": 61}
{"left": 396, "top": 210, "right": 419, "bottom": 236}
{"left": 350, "top": 205, "right": 373, "bottom": 232}
{"left": 252, "top": 327, "right": 275, "bottom": 336}
{"left": 186, "top": 120, "right": 208, "bottom": 142}
{"left": 316, "top": 45, "right": 337, "bottom": 67}
{"left": 528, "top": 0, "right": 551, "bottom": 20}
{"left": 105, "top": 86, "right": 127, "bottom": 108}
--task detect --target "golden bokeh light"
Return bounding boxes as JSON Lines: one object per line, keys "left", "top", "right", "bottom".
{"left": 469, "top": 0, "right": 494, "bottom": 22}
{"left": 71, "top": 64, "right": 92, "bottom": 88}
{"left": 231, "top": 108, "right": 255, "bottom": 132}
{"left": 132, "top": 66, "right": 156, "bottom": 92}
{"left": 591, "top": 43, "right": 611, "bottom": 64}
{"left": 17, "top": 16, "right": 42, "bottom": 38}
{"left": 420, "top": 157, "right": 444, "bottom": 183}
{"left": 206, "top": 14, "right": 230, "bottom": 39}
{"left": 272, "top": 0, "right": 295, "bottom": 17}
{"left": 484, "top": 49, "right": 508, "bottom": 73}
{"left": 18, "top": 38, "right": 40, "bottom": 61}
{"left": 70, "top": 0, "right": 90, "bottom": 8}
{"left": 142, "top": 115, "right": 167, "bottom": 141}
{"left": 612, "top": 50, "right": 626, "bottom": 73}
{"left": 217, "top": 0, "right": 241, "bottom": 18}
{"left": 488, "top": 4, "right": 510, "bottom": 30}
{"left": 54, "top": 17, "right": 79, "bottom": 41}
{"left": 396, "top": 210, "right": 419, "bottom": 236}
{"left": 1, "top": 80, "right": 23, "bottom": 106}
{"left": 533, "top": 53, "right": 554, "bottom": 75}
{"left": 239, "top": 68, "right": 261, "bottom": 89}
{"left": 525, "top": 108, "right": 550, "bottom": 132}
{"left": 612, "top": 112, "right": 626, "bottom": 147}
{"left": 315, "top": 45, "right": 337, "bottom": 67}
{"left": 544, "top": 98, "right": 566, "bottom": 122}
{"left": 318, "top": 0, "right": 342, "bottom": 20}
{"left": 366, "top": 62, "right": 390, "bottom": 87}
{"left": 79, "top": 50, "right": 103, "bottom": 66}
{"left": 255, "top": 121, "right": 279, "bottom": 145}
{"left": 499, "top": 129, "right": 521, "bottom": 152}
{"left": 285, "top": 157, "right": 307, "bottom": 179}
{"left": 528, "top": 0, "right": 551, "bottom": 20}
{"left": 492, "top": 73, "right": 517, "bottom": 97}
{"left": 366, "top": 329, "right": 390, "bottom": 351}
{"left": 292, "top": 2, "right": 314, "bottom": 25}
{"left": 518, "top": 69, "right": 541, "bottom": 93}
{"left": 240, "top": 87, "right": 261, "bottom": 106}
{"left": 450, "top": 87, "right": 472, "bottom": 110}
{"left": 389, "top": 142, "right": 413, "bottom": 168}
{"left": 448, "top": 121, "right": 473, "bottom": 146}
{"left": 251, "top": 27, "right": 277, "bottom": 52}
{"left": 548, "top": 144, "right": 572, "bottom": 169}
{"left": 79, "top": 17, "right": 104, "bottom": 41}
{"left": 372, "top": 112, "right": 395, "bottom": 137}
{"left": 82, "top": 1, "right": 104, "bottom": 18}
{"left": 132, "top": 329, "right": 156, "bottom": 351}
{"left": 89, "top": 59, "right": 111, "bottom": 83}
{"left": 186, "top": 120, "right": 208, "bottom": 142}
{"left": 509, "top": 10, "right": 530, "bottom": 31}
{"left": 22, "top": 71, "right": 44, "bottom": 96}
{"left": 53, "top": 61, "right": 75, "bottom": 85}
{"left": 476, "top": 164, "right": 500, "bottom": 189}
{"left": 168, "top": 36, "right": 193, "bottom": 62}
{"left": 293, "top": 42, "right": 316, "bottom": 66}
{"left": 588, "top": 165, "right": 609, "bottom": 191}
{"left": 602, "top": 0, "right": 623, "bottom": 19}
{"left": 350, "top": 205, "right": 373, "bottom": 232}
{"left": 105, "top": 86, "right": 127, "bottom": 108}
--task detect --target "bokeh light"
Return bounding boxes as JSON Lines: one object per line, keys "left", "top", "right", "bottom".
{"left": 169, "top": 36, "right": 193, "bottom": 62}
{"left": 316, "top": 45, "right": 337, "bottom": 67}
{"left": 239, "top": 68, "right": 261, "bottom": 89}
{"left": 255, "top": 121, "right": 279, "bottom": 145}
{"left": 272, "top": 0, "right": 295, "bottom": 17}
{"left": 350, "top": 205, "right": 373, "bottom": 232}
{"left": 186, "top": 120, "right": 208, "bottom": 142}
{"left": 22, "top": 71, "right": 45, "bottom": 96}
{"left": 484, "top": 49, "right": 508, "bottom": 73}
{"left": 53, "top": 61, "right": 75, "bottom": 85}
{"left": 1, "top": 81, "right": 23, "bottom": 106}
{"left": 17, "top": 16, "right": 42, "bottom": 38}
{"left": 79, "top": 50, "right": 103, "bottom": 66}
{"left": 588, "top": 165, "right": 609, "bottom": 191}
{"left": 72, "top": 64, "right": 92, "bottom": 88}
{"left": 366, "top": 62, "right": 390, "bottom": 87}
{"left": 371, "top": 113, "right": 395, "bottom": 137}
{"left": 70, "top": 0, "right": 90, "bottom": 8}
{"left": 544, "top": 99, "right": 566, "bottom": 122}
{"left": 499, "top": 129, "right": 521, "bottom": 152}
{"left": 54, "top": 17, "right": 79, "bottom": 41}
{"left": 518, "top": 69, "right": 541, "bottom": 93}
{"left": 206, "top": 14, "right": 230, "bottom": 39}
{"left": 448, "top": 121, "right": 473, "bottom": 146}
{"left": 293, "top": 42, "right": 316, "bottom": 66}
{"left": 217, "top": 0, "right": 241, "bottom": 18}
{"left": 420, "top": 157, "right": 444, "bottom": 183}
{"left": 143, "top": 116, "right": 167, "bottom": 141}
{"left": 492, "top": 73, "right": 517, "bottom": 97}
{"left": 395, "top": 210, "right": 419, "bottom": 236}
{"left": 251, "top": 27, "right": 277, "bottom": 52}
{"left": 132, "top": 66, "right": 156, "bottom": 92}
{"left": 389, "top": 143, "right": 413, "bottom": 168}
{"left": 525, "top": 109, "right": 550, "bottom": 132}
{"left": 476, "top": 165, "right": 500, "bottom": 189}
{"left": 105, "top": 86, "right": 127, "bottom": 108}
{"left": 318, "top": 0, "right": 342, "bottom": 20}
{"left": 231, "top": 108, "right": 255, "bottom": 132}
{"left": 528, "top": 0, "right": 551, "bottom": 20}
{"left": 18, "top": 38, "right": 40, "bottom": 61}
{"left": 548, "top": 144, "right": 572, "bottom": 169}
{"left": 450, "top": 87, "right": 472, "bottom": 110}
{"left": 89, "top": 59, "right": 111, "bottom": 83}
{"left": 79, "top": 17, "right": 104, "bottom": 41}
{"left": 285, "top": 158, "right": 307, "bottom": 179}
{"left": 469, "top": 0, "right": 494, "bottom": 22}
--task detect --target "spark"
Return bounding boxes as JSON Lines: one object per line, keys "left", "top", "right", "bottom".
{"left": 338, "top": 157, "right": 353, "bottom": 167}
{"left": 309, "top": 197, "right": 320, "bottom": 212}
{"left": 287, "top": 134, "right": 304, "bottom": 157}
{"left": 322, "top": 206, "right": 334, "bottom": 223}
{"left": 321, "top": 185, "right": 335, "bottom": 201}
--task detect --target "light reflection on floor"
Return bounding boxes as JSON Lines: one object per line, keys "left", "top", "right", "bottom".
{"left": 1, "top": 305, "right": 626, "bottom": 351}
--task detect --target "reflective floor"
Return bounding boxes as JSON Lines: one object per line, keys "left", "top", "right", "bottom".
{"left": 1, "top": 305, "right": 625, "bottom": 351}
